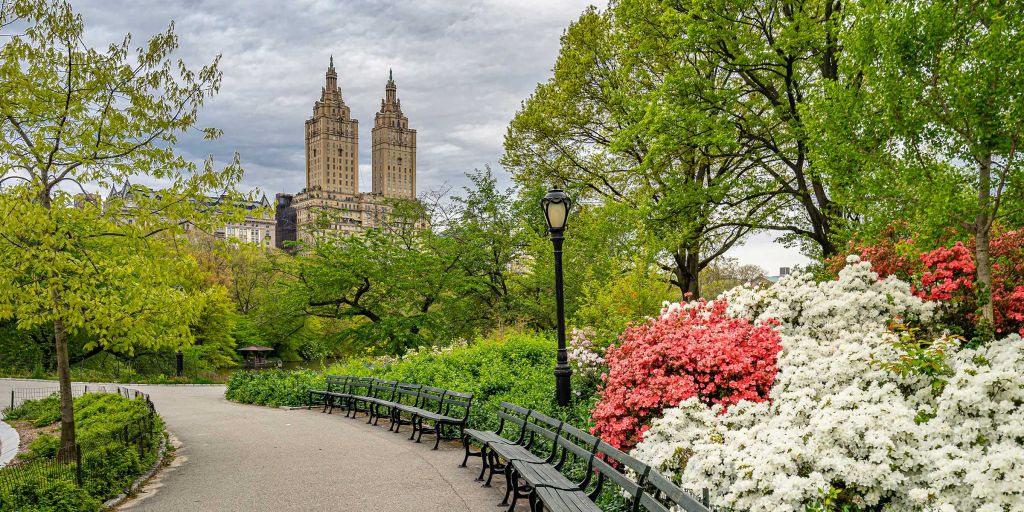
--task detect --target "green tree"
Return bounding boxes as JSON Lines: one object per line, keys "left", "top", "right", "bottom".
{"left": 295, "top": 201, "right": 473, "bottom": 355}
{"left": 505, "top": 5, "right": 795, "bottom": 298}
{"left": 0, "top": 0, "right": 241, "bottom": 454}
{"left": 447, "top": 167, "right": 530, "bottom": 329}
{"left": 843, "top": 0, "right": 1024, "bottom": 327}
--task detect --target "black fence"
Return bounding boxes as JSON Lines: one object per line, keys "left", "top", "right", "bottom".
{"left": 0, "top": 443, "right": 82, "bottom": 491}
{"left": 0, "top": 386, "right": 159, "bottom": 497}
{"left": 5, "top": 384, "right": 148, "bottom": 411}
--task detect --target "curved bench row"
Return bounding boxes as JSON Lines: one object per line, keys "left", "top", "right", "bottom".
{"left": 308, "top": 375, "right": 472, "bottom": 450}
{"left": 307, "top": 377, "right": 711, "bottom": 511}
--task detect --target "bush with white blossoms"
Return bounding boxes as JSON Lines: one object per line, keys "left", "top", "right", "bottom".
{"left": 567, "top": 327, "right": 606, "bottom": 380}
{"left": 631, "top": 256, "right": 1024, "bottom": 511}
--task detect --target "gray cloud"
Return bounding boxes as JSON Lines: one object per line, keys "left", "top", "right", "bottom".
{"left": 72, "top": 0, "right": 808, "bottom": 271}
{"left": 75, "top": 0, "right": 595, "bottom": 197}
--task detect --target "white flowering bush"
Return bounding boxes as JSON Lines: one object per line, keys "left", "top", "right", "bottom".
{"left": 631, "top": 257, "right": 1024, "bottom": 511}
{"left": 567, "top": 327, "right": 605, "bottom": 380}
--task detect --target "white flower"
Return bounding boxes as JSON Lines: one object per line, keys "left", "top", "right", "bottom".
{"left": 632, "top": 259, "right": 1024, "bottom": 511}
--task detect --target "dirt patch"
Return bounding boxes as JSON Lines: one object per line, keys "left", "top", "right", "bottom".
{"left": 11, "top": 420, "right": 59, "bottom": 456}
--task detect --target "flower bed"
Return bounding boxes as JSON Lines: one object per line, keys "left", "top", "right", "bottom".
{"left": 627, "top": 257, "right": 1024, "bottom": 511}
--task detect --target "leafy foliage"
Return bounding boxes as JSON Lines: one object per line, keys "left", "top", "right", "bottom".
{"left": 224, "top": 369, "right": 325, "bottom": 408}
{"left": 0, "top": 392, "right": 164, "bottom": 511}
{"left": 0, "top": 0, "right": 244, "bottom": 452}
{"left": 226, "top": 332, "right": 597, "bottom": 431}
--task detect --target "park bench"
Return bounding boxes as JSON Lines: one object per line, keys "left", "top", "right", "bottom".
{"left": 382, "top": 382, "right": 423, "bottom": 433}
{"left": 326, "top": 376, "right": 372, "bottom": 414}
{"left": 408, "top": 386, "right": 473, "bottom": 450}
{"left": 307, "top": 375, "right": 349, "bottom": 411}
{"left": 464, "top": 403, "right": 712, "bottom": 512}
{"left": 461, "top": 401, "right": 533, "bottom": 480}
{"left": 348, "top": 379, "right": 398, "bottom": 422}
{"left": 308, "top": 375, "right": 473, "bottom": 450}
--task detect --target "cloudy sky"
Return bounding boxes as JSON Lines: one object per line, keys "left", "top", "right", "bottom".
{"left": 75, "top": 0, "right": 808, "bottom": 273}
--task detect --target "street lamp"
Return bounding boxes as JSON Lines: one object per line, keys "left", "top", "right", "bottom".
{"left": 541, "top": 188, "right": 572, "bottom": 406}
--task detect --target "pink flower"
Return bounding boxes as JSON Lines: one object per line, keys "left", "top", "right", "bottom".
{"left": 590, "top": 298, "right": 781, "bottom": 451}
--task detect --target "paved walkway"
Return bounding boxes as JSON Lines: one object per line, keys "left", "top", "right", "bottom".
{"left": 0, "top": 379, "right": 515, "bottom": 511}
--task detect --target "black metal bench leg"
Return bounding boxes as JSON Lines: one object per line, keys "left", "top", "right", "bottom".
{"left": 475, "top": 446, "right": 488, "bottom": 481}
{"left": 486, "top": 451, "right": 500, "bottom": 488}
{"left": 460, "top": 435, "right": 472, "bottom": 467}
{"left": 498, "top": 461, "right": 511, "bottom": 502}
{"left": 433, "top": 422, "right": 443, "bottom": 450}
{"left": 409, "top": 416, "right": 418, "bottom": 440}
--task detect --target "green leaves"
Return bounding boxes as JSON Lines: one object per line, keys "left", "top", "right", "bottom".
{"left": 0, "top": 0, "right": 246, "bottom": 352}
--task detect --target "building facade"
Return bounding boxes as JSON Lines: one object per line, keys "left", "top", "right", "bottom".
{"left": 106, "top": 181, "right": 276, "bottom": 248}
{"left": 372, "top": 70, "right": 417, "bottom": 199}
{"left": 290, "top": 59, "right": 418, "bottom": 243}
{"left": 274, "top": 193, "right": 297, "bottom": 250}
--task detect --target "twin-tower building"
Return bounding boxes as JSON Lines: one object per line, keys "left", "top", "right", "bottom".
{"left": 280, "top": 57, "right": 417, "bottom": 243}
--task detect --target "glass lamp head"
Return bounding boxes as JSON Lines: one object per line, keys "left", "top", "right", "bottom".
{"left": 541, "top": 188, "right": 571, "bottom": 232}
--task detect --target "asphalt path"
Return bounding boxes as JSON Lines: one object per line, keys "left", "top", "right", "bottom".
{"left": 0, "top": 379, "right": 518, "bottom": 511}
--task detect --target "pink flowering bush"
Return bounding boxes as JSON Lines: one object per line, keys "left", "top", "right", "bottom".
{"left": 590, "top": 299, "right": 781, "bottom": 451}
{"left": 915, "top": 242, "right": 975, "bottom": 301}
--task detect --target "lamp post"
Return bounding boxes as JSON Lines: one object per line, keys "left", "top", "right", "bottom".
{"left": 541, "top": 188, "right": 572, "bottom": 406}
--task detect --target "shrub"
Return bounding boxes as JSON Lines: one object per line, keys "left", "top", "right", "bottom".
{"left": 567, "top": 327, "right": 606, "bottom": 397}
{"left": 224, "top": 369, "right": 324, "bottom": 407}
{"left": 591, "top": 299, "right": 781, "bottom": 451}
{"left": 633, "top": 258, "right": 1024, "bottom": 511}
{"left": 834, "top": 227, "right": 1024, "bottom": 338}
{"left": 0, "top": 391, "right": 164, "bottom": 511}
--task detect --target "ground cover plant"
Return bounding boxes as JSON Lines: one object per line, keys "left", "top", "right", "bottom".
{"left": 0, "top": 392, "right": 165, "bottom": 512}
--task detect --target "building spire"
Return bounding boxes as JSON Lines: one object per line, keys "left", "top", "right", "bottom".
{"left": 384, "top": 69, "right": 397, "bottom": 105}
{"left": 325, "top": 56, "right": 338, "bottom": 92}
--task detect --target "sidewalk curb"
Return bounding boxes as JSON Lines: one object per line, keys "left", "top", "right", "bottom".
{"left": 0, "top": 418, "right": 20, "bottom": 468}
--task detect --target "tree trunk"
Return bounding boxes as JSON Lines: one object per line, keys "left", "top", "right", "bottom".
{"left": 51, "top": 289, "right": 76, "bottom": 461}
{"left": 975, "top": 153, "right": 995, "bottom": 328}
{"left": 41, "top": 189, "right": 76, "bottom": 460}
{"left": 672, "top": 246, "right": 702, "bottom": 299}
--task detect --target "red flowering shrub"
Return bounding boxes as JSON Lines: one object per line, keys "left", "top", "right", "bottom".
{"left": 916, "top": 242, "right": 975, "bottom": 301}
{"left": 836, "top": 228, "right": 1024, "bottom": 336}
{"left": 590, "top": 299, "right": 782, "bottom": 451}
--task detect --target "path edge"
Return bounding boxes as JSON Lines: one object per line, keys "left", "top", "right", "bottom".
{"left": 0, "top": 418, "right": 20, "bottom": 467}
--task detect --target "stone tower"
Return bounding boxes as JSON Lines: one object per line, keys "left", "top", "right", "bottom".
{"left": 305, "top": 57, "right": 359, "bottom": 196}
{"left": 372, "top": 70, "right": 417, "bottom": 199}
